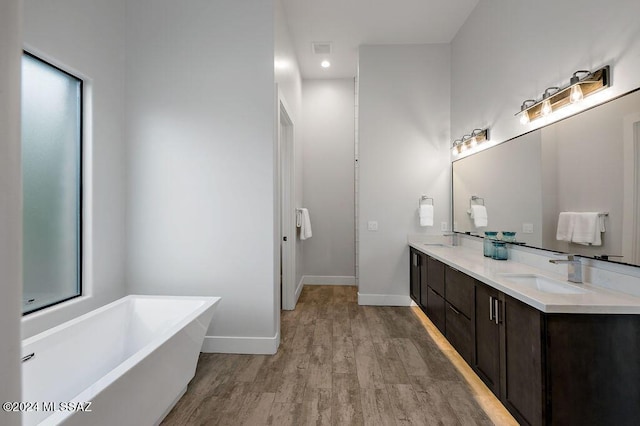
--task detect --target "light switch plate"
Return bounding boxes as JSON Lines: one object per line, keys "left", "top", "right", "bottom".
{"left": 367, "top": 221, "right": 378, "bottom": 231}
{"left": 441, "top": 222, "right": 448, "bottom": 231}
{"left": 523, "top": 223, "right": 534, "bottom": 234}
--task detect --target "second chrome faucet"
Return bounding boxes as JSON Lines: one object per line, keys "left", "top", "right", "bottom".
{"left": 549, "top": 255, "right": 583, "bottom": 283}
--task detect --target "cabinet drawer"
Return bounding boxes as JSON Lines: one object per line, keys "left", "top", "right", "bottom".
{"left": 445, "top": 266, "right": 474, "bottom": 318}
{"left": 426, "top": 286, "right": 446, "bottom": 334}
{"left": 445, "top": 302, "right": 472, "bottom": 363}
{"left": 426, "top": 257, "right": 445, "bottom": 296}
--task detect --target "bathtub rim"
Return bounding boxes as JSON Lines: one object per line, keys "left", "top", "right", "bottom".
{"left": 22, "top": 294, "right": 220, "bottom": 349}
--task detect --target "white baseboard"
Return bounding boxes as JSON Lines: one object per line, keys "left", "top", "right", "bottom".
{"left": 357, "top": 292, "right": 412, "bottom": 306}
{"left": 302, "top": 275, "right": 356, "bottom": 286}
{"left": 201, "top": 332, "right": 279, "bottom": 355}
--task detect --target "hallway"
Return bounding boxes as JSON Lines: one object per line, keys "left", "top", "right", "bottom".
{"left": 162, "top": 286, "right": 512, "bottom": 425}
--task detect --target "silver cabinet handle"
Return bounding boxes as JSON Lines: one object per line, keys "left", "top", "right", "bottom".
{"left": 489, "top": 296, "right": 494, "bottom": 321}
{"left": 449, "top": 304, "right": 461, "bottom": 315}
{"left": 494, "top": 298, "right": 500, "bottom": 325}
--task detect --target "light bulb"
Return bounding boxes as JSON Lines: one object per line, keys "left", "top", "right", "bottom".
{"left": 519, "top": 110, "right": 530, "bottom": 125}
{"left": 321, "top": 60, "right": 331, "bottom": 68}
{"left": 570, "top": 85, "right": 584, "bottom": 103}
{"left": 541, "top": 99, "right": 552, "bottom": 116}
{"left": 469, "top": 136, "right": 477, "bottom": 148}
{"left": 460, "top": 143, "right": 467, "bottom": 152}
{"left": 452, "top": 147, "right": 458, "bottom": 157}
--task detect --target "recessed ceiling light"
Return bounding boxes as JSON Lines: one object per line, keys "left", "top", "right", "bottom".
{"left": 321, "top": 60, "right": 331, "bottom": 68}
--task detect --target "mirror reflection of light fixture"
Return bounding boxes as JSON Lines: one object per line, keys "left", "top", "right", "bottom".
{"left": 541, "top": 87, "right": 559, "bottom": 116}
{"left": 516, "top": 65, "right": 610, "bottom": 124}
{"left": 519, "top": 100, "right": 535, "bottom": 124}
{"left": 451, "top": 128, "right": 490, "bottom": 157}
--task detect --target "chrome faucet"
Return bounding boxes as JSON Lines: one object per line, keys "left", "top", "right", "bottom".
{"left": 442, "top": 232, "right": 458, "bottom": 246}
{"left": 549, "top": 255, "right": 583, "bottom": 283}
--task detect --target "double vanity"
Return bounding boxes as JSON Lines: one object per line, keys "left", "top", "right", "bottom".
{"left": 408, "top": 237, "right": 640, "bottom": 426}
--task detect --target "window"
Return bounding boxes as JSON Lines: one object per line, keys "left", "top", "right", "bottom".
{"left": 21, "top": 52, "right": 83, "bottom": 314}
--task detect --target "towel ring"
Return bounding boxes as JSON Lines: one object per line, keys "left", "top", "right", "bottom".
{"left": 469, "top": 195, "right": 485, "bottom": 209}
{"left": 419, "top": 195, "right": 433, "bottom": 208}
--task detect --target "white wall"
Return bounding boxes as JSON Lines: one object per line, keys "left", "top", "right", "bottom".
{"left": 125, "top": 0, "right": 278, "bottom": 354}
{"left": 275, "top": 0, "right": 304, "bottom": 290}
{"left": 22, "top": 0, "right": 127, "bottom": 338}
{"left": 358, "top": 44, "right": 451, "bottom": 305}
{"left": 451, "top": 0, "right": 640, "bottom": 148}
{"left": 0, "top": 0, "right": 23, "bottom": 423}
{"left": 301, "top": 79, "right": 355, "bottom": 281}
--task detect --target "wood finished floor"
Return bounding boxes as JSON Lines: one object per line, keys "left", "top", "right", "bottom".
{"left": 162, "top": 285, "right": 515, "bottom": 426}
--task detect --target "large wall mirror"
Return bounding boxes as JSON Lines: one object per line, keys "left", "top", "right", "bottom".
{"left": 453, "top": 88, "right": 640, "bottom": 267}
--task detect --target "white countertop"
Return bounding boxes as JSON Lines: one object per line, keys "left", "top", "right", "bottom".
{"left": 408, "top": 239, "right": 640, "bottom": 314}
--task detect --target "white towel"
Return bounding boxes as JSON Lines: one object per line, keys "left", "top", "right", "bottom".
{"left": 299, "top": 208, "right": 312, "bottom": 240}
{"left": 470, "top": 205, "right": 488, "bottom": 228}
{"left": 419, "top": 204, "right": 434, "bottom": 227}
{"left": 556, "top": 212, "right": 574, "bottom": 242}
{"left": 572, "top": 212, "right": 602, "bottom": 246}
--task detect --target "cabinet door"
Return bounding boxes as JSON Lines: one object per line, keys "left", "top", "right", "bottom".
{"left": 426, "top": 286, "right": 446, "bottom": 334}
{"left": 409, "top": 249, "right": 421, "bottom": 304}
{"left": 501, "top": 294, "right": 544, "bottom": 426}
{"left": 445, "top": 266, "right": 474, "bottom": 318}
{"left": 474, "top": 281, "right": 501, "bottom": 396}
{"left": 426, "top": 256, "right": 445, "bottom": 295}
{"left": 419, "top": 254, "right": 429, "bottom": 308}
{"left": 445, "top": 302, "right": 472, "bottom": 363}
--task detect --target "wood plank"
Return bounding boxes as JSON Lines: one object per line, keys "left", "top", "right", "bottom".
{"left": 332, "top": 335, "right": 356, "bottom": 375}
{"left": 393, "top": 337, "right": 428, "bottom": 377}
{"left": 372, "top": 339, "right": 411, "bottom": 384}
{"left": 267, "top": 402, "right": 303, "bottom": 426}
{"left": 360, "top": 388, "right": 397, "bottom": 426}
{"left": 332, "top": 373, "right": 364, "bottom": 426}
{"left": 353, "top": 340, "right": 385, "bottom": 389}
{"left": 275, "top": 370, "right": 308, "bottom": 404}
{"left": 312, "top": 318, "right": 333, "bottom": 348}
{"left": 300, "top": 388, "right": 332, "bottom": 426}
{"left": 236, "top": 392, "right": 276, "bottom": 426}
{"left": 307, "top": 344, "right": 333, "bottom": 389}
{"left": 386, "top": 383, "right": 428, "bottom": 426}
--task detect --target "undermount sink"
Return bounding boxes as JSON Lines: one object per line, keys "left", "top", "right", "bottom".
{"left": 423, "top": 243, "right": 446, "bottom": 247}
{"left": 498, "top": 273, "right": 588, "bottom": 294}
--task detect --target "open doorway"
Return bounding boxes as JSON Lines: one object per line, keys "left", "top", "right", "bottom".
{"left": 278, "top": 92, "right": 297, "bottom": 310}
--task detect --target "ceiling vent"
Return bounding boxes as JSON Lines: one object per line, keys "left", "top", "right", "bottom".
{"left": 311, "top": 42, "right": 332, "bottom": 55}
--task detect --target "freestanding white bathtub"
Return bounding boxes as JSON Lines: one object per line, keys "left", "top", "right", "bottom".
{"left": 21, "top": 295, "right": 220, "bottom": 426}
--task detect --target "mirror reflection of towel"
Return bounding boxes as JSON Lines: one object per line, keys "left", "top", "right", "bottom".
{"left": 470, "top": 205, "right": 488, "bottom": 228}
{"left": 556, "top": 212, "right": 604, "bottom": 246}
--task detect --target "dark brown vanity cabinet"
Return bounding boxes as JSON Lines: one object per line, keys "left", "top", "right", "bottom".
{"left": 409, "top": 249, "right": 640, "bottom": 426}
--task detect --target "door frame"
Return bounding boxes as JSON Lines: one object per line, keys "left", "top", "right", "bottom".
{"left": 622, "top": 112, "right": 640, "bottom": 263}
{"left": 277, "top": 88, "right": 297, "bottom": 311}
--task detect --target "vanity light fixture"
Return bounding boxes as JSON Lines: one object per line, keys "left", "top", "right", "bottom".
{"left": 541, "top": 87, "right": 559, "bottom": 116}
{"left": 451, "top": 128, "right": 490, "bottom": 157}
{"left": 516, "top": 65, "right": 610, "bottom": 124}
